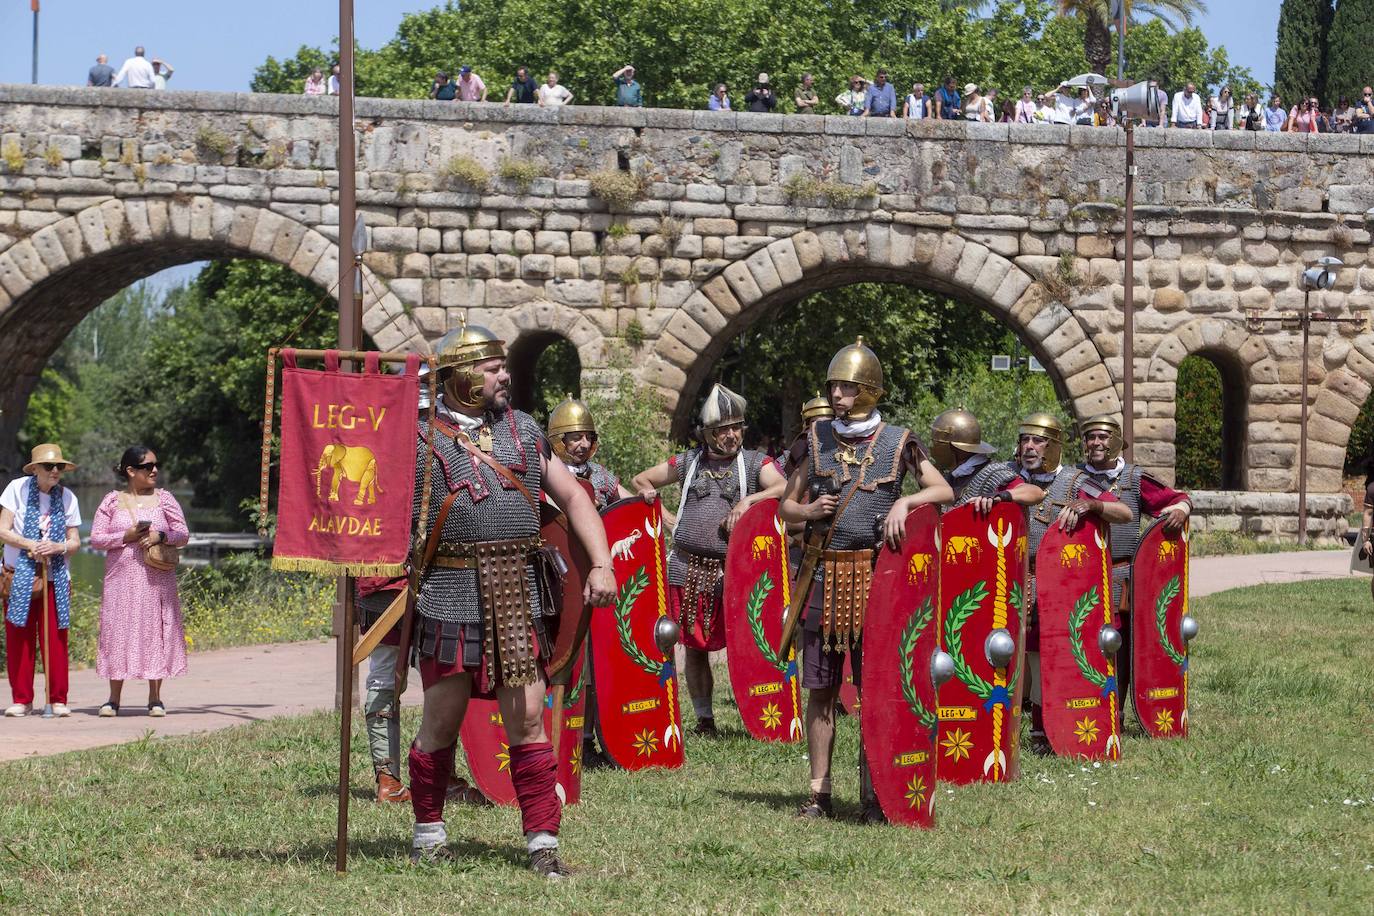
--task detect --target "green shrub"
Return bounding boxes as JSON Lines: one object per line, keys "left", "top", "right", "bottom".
{"left": 496, "top": 155, "right": 547, "bottom": 192}
{"left": 589, "top": 169, "right": 649, "bottom": 210}
{"left": 1175, "top": 355, "right": 1224, "bottom": 489}
{"left": 441, "top": 154, "right": 491, "bottom": 190}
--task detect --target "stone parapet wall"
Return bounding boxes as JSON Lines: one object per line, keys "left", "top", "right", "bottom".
{"left": 1189, "top": 490, "right": 1353, "bottom": 544}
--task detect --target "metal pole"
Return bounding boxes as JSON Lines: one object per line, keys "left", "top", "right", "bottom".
{"left": 1298, "top": 290, "right": 1311, "bottom": 547}
{"left": 1122, "top": 121, "right": 1135, "bottom": 461}
{"left": 334, "top": 0, "right": 357, "bottom": 877}
{"left": 31, "top": 4, "right": 39, "bottom": 85}
{"left": 1117, "top": 9, "right": 1126, "bottom": 82}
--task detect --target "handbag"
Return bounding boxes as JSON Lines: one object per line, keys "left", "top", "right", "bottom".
{"left": 0, "top": 564, "right": 44, "bottom": 603}
{"left": 119, "top": 492, "right": 181, "bottom": 572}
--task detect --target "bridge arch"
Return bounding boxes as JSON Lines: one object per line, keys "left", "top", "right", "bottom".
{"left": 642, "top": 223, "right": 1120, "bottom": 440}
{"left": 0, "top": 196, "right": 423, "bottom": 464}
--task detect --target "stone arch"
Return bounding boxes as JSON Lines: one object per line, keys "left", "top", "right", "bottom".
{"left": 642, "top": 223, "right": 1119, "bottom": 440}
{"left": 464, "top": 300, "right": 609, "bottom": 398}
{"left": 1310, "top": 332, "right": 1374, "bottom": 493}
{"left": 1144, "top": 316, "right": 1269, "bottom": 488}
{"left": 0, "top": 196, "right": 423, "bottom": 467}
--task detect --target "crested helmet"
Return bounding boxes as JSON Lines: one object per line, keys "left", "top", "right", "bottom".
{"left": 434, "top": 322, "right": 506, "bottom": 410}
{"left": 800, "top": 392, "right": 835, "bottom": 428}
{"left": 698, "top": 383, "right": 747, "bottom": 454}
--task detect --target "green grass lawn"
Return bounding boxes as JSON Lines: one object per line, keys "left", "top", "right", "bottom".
{"left": 2, "top": 578, "right": 1372, "bottom": 913}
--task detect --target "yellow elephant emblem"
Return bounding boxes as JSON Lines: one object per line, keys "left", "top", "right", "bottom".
{"left": 907, "top": 553, "right": 933, "bottom": 584}
{"left": 1015, "top": 536, "right": 1027, "bottom": 563}
{"left": 1157, "top": 540, "right": 1178, "bottom": 562}
{"left": 750, "top": 535, "right": 777, "bottom": 561}
{"left": 314, "top": 443, "right": 382, "bottom": 506}
{"left": 943, "top": 536, "right": 982, "bottom": 564}
{"left": 1060, "top": 543, "right": 1088, "bottom": 567}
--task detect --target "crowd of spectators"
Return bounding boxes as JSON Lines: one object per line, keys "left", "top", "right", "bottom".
{"left": 86, "top": 46, "right": 174, "bottom": 89}
{"left": 283, "top": 57, "right": 1374, "bottom": 134}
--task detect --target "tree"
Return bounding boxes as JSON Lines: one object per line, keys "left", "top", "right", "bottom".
{"left": 1174, "top": 355, "right": 1223, "bottom": 489}
{"left": 1274, "top": 0, "right": 1334, "bottom": 105}
{"left": 251, "top": 45, "right": 336, "bottom": 95}
{"left": 1056, "top": 0, "right": 1207, "bottom": 77}
{"left": 1326, "top": 0, "right": 1374, "bottom": 105}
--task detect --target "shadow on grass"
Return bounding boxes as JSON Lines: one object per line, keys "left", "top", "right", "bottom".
{"left": 714, "top": 787, "right": 805, "bottom": 812}
{"left": 204, "top": 835, "right": 523, "bottom": 869}
{"left": 301, "top": 782, "right": 376, "bottom": 801}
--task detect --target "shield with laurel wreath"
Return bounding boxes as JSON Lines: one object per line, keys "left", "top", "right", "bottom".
{"left": 723, "top": 498, "right": 803, "bottom": 743}
{"left": 1037, "top": 516, "right": 1122, "bottom": 760}
{"left": 935, "top": 501, "right": 1028, "bottom": 784}
{"left": 459, "top": 646, "right": 587, "bottom": 806}
{"left": 541, "top": 500, "right": 592, "bottom": 686}
{"left": 1131, "top": 517, "right": 1191, "bottom": 739}
{"left": 861, "top": 505, "right": 941, "bottom": 827}
{"left": 588, "top": 497, "right": 684, "bottom": 770}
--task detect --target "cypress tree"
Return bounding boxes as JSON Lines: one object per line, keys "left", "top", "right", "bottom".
{"left": 1274, "top": 0, "right": 1334, "bottom": 104}
{"left": 1327, "top": 0, "right": 1374, "bottom": 105}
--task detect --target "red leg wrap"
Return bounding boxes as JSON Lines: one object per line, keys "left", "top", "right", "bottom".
{"left": 509, "top": 741, "right": 561, "bottom": 836}
{"left": 408, "top": 741, "right": 456, "bottom": 824}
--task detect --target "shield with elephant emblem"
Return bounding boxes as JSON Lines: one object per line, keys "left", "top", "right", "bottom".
{"left": 589, "top": 497, "right": 684, "bottom": 770}
{"left": 936, "top": 501, "right": 1028, "bottom": 784}
{"left": 723, "top": 498, "right": 802, "bottom": 743}
{"left": 1132, "top": 518, "right": 1192, "bottom": 739}
{"left": 1037, "top": 517, "right": 1122, "bottom": 760}
{"left": 861, "top": 505, "right": 941, "bottom": 828}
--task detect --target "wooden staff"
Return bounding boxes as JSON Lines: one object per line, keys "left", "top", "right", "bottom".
{"left": 38, "top": 558, "right": 53, "bottom": 718}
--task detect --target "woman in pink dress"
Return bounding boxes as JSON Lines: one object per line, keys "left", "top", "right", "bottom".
{"left": 89, "top": 447, "right": 189, "bottom": 716}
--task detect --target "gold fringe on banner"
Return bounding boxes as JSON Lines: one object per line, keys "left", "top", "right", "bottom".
{"left": 270, "top": 557, "right": 408, "bottom": 577}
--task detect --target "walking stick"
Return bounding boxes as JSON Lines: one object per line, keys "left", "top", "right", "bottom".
{"left": 39, "top": 559, "right": 54, "bottom": 719}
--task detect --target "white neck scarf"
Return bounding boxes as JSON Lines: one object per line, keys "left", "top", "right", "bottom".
{"left": 833, "top": 410, "right": 882, "bottom": 439}
{"left": 951, "top": 453, "right": 991, "bottom": 479}
{"left": 436, "top": 393, "right": 483, "bottom": 431}
{"left": 1086, "top": 457, "right": 1126, "bottom": 482}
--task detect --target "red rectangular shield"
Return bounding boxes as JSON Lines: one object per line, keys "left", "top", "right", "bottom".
{"left": 271, "top": 349, "right": 420, "bottom": 576}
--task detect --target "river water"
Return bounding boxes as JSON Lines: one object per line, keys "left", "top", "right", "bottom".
{"left": 62, "top": 485, "right": 246, "bottom": 595}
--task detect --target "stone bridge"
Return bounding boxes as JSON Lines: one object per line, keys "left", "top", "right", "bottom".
{"left": 3, "top": 84, "right": 1373, "bottom": 539}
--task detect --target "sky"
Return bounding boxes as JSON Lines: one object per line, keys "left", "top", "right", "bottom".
{"left": 0, "top": 1, "right": 1279, "bottom": 293}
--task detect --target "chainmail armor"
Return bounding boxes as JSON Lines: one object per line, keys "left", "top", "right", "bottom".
{"left": 568, "top": 460, "right": 621, "bottom": 511}
{"left": 414, "top": 409, "right": 546, "bottom": 625}
{"left": 950, "top": 460, "right": 1018, "bottom": 508}
{"left": 667, "top": 448, "right": 766, "bottom": 585}
{"left": 807, "top": 419, "right": 915, "bottom": 552}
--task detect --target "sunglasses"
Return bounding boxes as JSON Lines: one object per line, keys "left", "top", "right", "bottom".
{"left": 131, "top": 461, "right": 161, "bottom": 472}
{"left": 38, "top": 463, "right": 64, "bottom": 472}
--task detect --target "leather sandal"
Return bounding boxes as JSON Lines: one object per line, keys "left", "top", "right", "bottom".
{"left": 797, "top": 791, "right": 834, "bottom": 819}
{"left": 99, "top": 701, "right": 119, "bottom": 718}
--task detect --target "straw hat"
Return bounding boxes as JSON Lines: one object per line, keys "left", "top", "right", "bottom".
{"left": 964, "top": 83, "right": 979, "bottom": 96}
{"left": 23, "top": 443, "right": 77, "bottom": 474}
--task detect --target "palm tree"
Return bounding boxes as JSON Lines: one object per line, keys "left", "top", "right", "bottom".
{"left": 1057, "top": 0, "right": 1208, "bottom": 77}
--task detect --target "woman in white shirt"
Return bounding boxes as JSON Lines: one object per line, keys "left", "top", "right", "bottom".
{"left": 903, "top": 83, "right": 930, "bottom": 119}
{"left": 963, "top": 84, "right": 991, "bottom": 122}
{"left": 1, "top": 445, "right": 82, "bottom": 718}
{"left": 1014, "top": 86, "right": 1036, "bottom": 123}
{"left": 1209, "top": 87, "right": 1235, "bottom": 130}
{"left": 536, "top": 72, "right": 574, "bottom": 107}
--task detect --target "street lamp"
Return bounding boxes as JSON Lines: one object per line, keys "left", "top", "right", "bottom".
{"left": 1246, "top": 257, "right": 1364, "bottom": 546}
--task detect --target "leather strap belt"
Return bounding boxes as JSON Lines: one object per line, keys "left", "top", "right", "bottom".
{"left": 431, "top": 556, "right": 477, "bottom": 570}
{"left": 435, "top": 535, "right": 543, "bottom": 559}
{"left": 822, "top": 547, "right": 875, "bottom": 563}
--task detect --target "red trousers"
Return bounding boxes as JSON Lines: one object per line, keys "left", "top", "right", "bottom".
{"left": 5, "top": 584, "right": 69, "bottom": 705}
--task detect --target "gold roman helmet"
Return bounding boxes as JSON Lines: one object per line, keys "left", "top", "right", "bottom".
{"left": 547, "top": 395, "right": 598, "bottom": 461}
{"left": 826, "top": 336, "right": 884, "bottom": 421}
{"left": 1079, "top": 414, "right": 1124, "bottom": 462}
{"left": 1017, "top": 411, "right": 1064, "bottom": 469}
{"left": 699, "top": 383, "right": 747, "bottom": 454}
{"left": 929, "top": 408, "right": 997, "bottom": 472}
{"left": 800, "top": 392, "right": 835, "bottom": 428}
{"left": 434, "top": 322, "right": 506, "bottom": 410}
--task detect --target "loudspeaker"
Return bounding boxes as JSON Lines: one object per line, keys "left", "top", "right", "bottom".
{"left": 1110, "top": 81, "right": 1159, "bottom": 122}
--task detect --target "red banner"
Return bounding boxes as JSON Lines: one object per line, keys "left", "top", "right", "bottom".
{"left": 271, "top": 349, "right": 420, "bottom": 576}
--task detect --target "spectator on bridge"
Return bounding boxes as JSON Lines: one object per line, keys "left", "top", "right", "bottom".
{"left": 1354, "top": 88, "right": 1374, "bottom": 134}
{"left": 88, "top": 54, "right": 114, "bottom": 87}
{"left": 1033, "top": 91, "right": 1055, "bottom": 123}
{"left": 963, "top": 84, "right": 991, "bottom": 122}
{"left": 1264, "top": 94, "right": 1286, "bottom": 131}
{"left": 903, "top": 82, "right": 931, "bottom": 119}
{"left": 456, "top": 66, "right": 487, "bottom": 102}
{"left": 1238, "top": 93, "right": 1264, "bottom": 130}
{"left": 795, "top": 73, "right": 819, "bottom": 114}
{"left": 613, "top": 65, "right": 643, "bottom": 107}
{"left": 151, "top": 59, "right": 174, "bottom": 90}
{"left": 709, "top": 83, "right": 732, "bottom": 111}
{"left": 2, "top": 445, "right": 81, "bottom": 719}
{"left": 1073, "top": 87, "right": 1097, "bottom": 125}
{"left": 112, "top": 46, "right": 156, "bottom": 89}
{"left": 1209, "top": 87, "right": 1234, "bottom": 130}
{"left": 836, "top": 75, "right": 867, "bottom": 115}
{"left": 430, "top": 71, "right": 457, "bottom": 101}
{"left": 537, "top": 71, "right": 574, "bottom": 107}
{"left": 1013, "top": 86, "right": 1036, "bottom": 123}
{"left": 1314, "top": 100, "right": 1334, "bottom": 133}
{"left": 1287, "top": 97, "right": 1319, "bottom": 133}
{"left": 504, "top": 66, "right": 537, "bottom": 105}
{"left": 935, "top": 76, "right": 962, "bottom": 119}
{"left": 1334, "top": 96, "right": 1355, "bottom": 132}
{"left": 328, "top": 64, "right": 341, "bottom": 95}
{"left": 744, "top": 73, "right": 777, "bottom": 113}
{"left": 1171, "top": 82, "right": 1202, "bottom": 128}
{"left": 1094, "top": 97, "right": 1117, "bottom": 127}
{"left": 304, "top": 68, "right": 328, "bottom": 96}
{"left": 90, "top": 446, "right": 189, "bottom": 719}
{"left": 863, "top": 69, "right": 897, "bottom": 117}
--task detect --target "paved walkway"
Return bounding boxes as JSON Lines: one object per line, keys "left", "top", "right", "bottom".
{"left": 0, "top": 549, "right": 1356, "bottom": 762}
